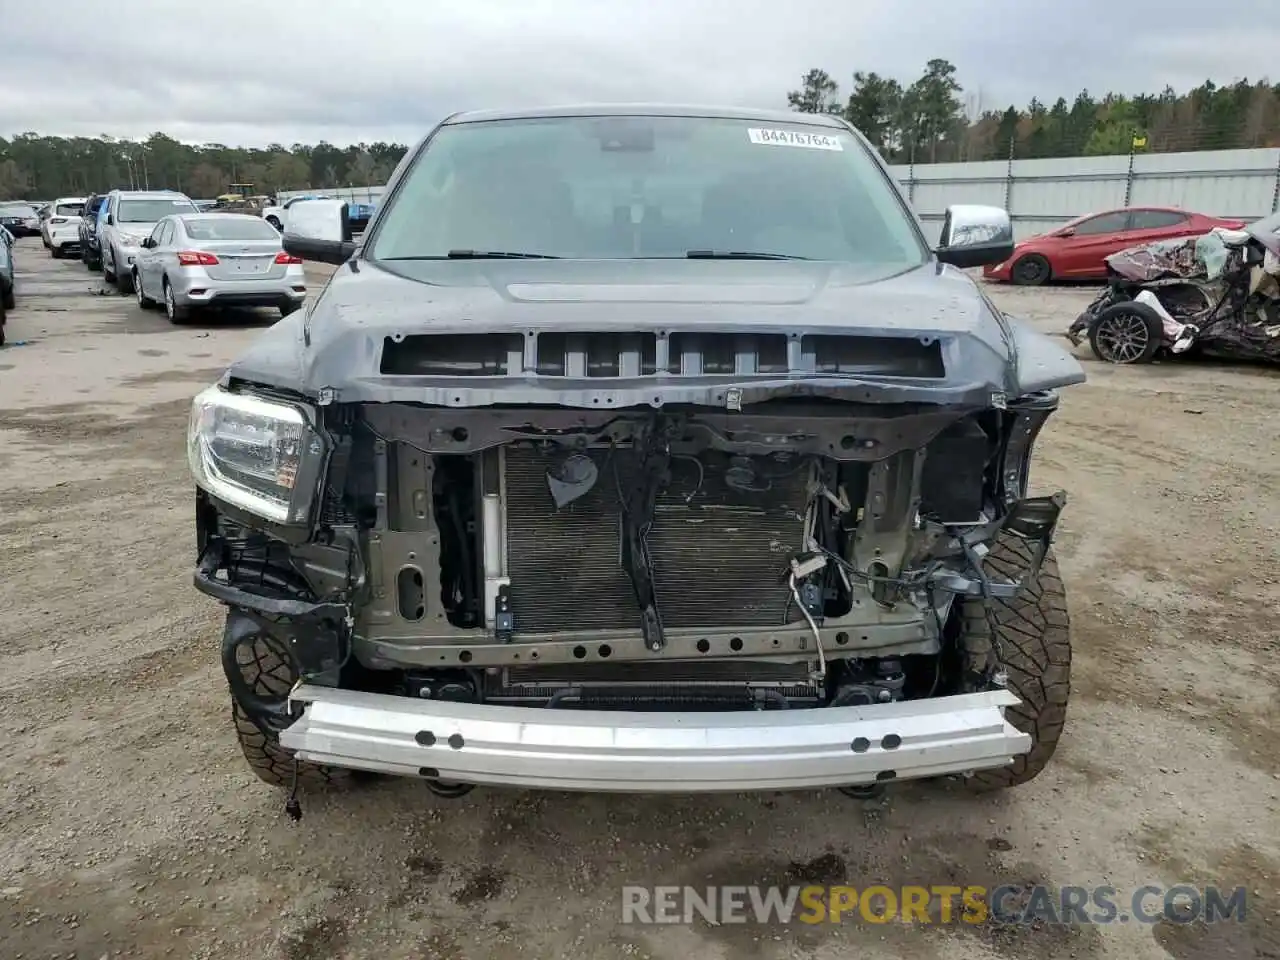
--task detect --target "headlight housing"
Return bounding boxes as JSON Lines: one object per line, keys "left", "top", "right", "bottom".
{"left": 187, "top": 386, "right": 326, "bottom": 524}
{"left": 118, "top": 232, "right": 144, "bottom": 246}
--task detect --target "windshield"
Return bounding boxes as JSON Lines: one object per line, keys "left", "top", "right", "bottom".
{"left": 370, "top": 115, "right": 927, "bottom": 268}
{"left": 118, "top": 198, "right": 198, "bottom": 223}
{"left": 55, "top": 203, "right": 85, "bottom": 217}
{"left": 182, "top": 216, "right": 280, "bottom": 241}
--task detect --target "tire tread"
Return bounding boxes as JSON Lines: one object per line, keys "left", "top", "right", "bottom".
{"left": 229, "top": 631, "right": 350, "bottom": 789}
{"left": 960, "top": 533, "right": 1071, "bottom": 790}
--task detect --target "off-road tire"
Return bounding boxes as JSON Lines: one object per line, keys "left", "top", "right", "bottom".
{"left": 230, "top": 630, "right": 350, "bottom": 788}
{"left": 959, "top": 533, "right": 1070, "bottom": 790}
{"left": 115, "top": 264, "right": 134, "bottom": 295}
{"left": 266, "top": 216, "right": 282, "bottom": 231}
{"left": 1010, "top": 254, "right": 1051, "bottom": 286}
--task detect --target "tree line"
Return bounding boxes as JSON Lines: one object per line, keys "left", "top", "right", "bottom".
{"left": 787, "top": 61, "right": 1280, "bottom": 164}
{"left": 5, "top": 63, "right": 1280, "bottom": 199}
{"left": 0, "top": 133, "right": 409, "bottom": 201}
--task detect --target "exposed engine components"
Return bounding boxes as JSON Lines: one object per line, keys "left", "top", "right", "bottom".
{"left": 830, "top": 659, "right": 907, "bottom": 707}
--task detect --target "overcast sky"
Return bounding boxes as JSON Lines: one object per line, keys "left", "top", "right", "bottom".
{"left": 2, "top": 0, "right": 1277, "bottom": 148}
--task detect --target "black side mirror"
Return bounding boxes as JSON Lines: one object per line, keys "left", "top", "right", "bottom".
{"left": 106, "top": 214, "right": 115, "bottom": 226}
{"left": 141, "top": 237, "right": 154, "bottom": 249}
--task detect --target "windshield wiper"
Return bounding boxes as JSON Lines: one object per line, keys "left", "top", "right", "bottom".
{"left": 685, "top": 250, "right": 811, "bottom": 260}
{"left": 446, "top": 249, "right": 559, "bottom": 259}
{"left": 382, "top": 251, "right": 561, "bottom": 261}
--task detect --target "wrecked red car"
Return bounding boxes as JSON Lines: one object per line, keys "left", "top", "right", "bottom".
{"left": 1066, "top": 213, "right": 1280, "bottom": 364}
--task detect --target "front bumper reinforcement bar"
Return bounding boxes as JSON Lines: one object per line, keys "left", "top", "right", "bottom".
{"left": 279, "top": 686, "right": 1031, "bottom": 792}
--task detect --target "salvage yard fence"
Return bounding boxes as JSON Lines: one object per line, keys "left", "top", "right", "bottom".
{"left": 291, "top": 147, "right": 1280, "bottom": 246}
{"left": 888, "top": 148, "right": 1280, "bottom": 244}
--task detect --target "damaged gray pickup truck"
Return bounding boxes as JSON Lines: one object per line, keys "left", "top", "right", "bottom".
{"left": 187, "top": 105, "right": 1085, "bottom": 810}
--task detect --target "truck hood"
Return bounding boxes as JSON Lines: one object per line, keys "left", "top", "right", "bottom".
{"left": 225, "top": 258, "right": 1085, "bottom": 407}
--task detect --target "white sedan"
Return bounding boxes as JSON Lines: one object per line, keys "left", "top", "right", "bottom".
{"left": 131, "top": 213, "right": 307, "bottom": 323}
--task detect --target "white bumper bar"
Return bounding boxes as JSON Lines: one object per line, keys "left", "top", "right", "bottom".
{"left": 279, "top": 685, "right": 1031, "bottom": 792}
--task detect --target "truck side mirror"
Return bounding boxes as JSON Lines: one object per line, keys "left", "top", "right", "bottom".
{"left": 282, "top": 198, "right": 356, "bottom": 266}
{"left": 935, "top": 204, "right": 1015, "bottom": 268}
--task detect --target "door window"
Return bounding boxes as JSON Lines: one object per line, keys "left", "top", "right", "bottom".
{"left": 1128, "top": 210, "right": 1189, "bottom": 230}
{"left": 1071, "top": 212, "right": 1131, "bottom": 236}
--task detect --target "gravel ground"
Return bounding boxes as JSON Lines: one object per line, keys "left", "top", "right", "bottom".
{"left": 0, "top": 240, "right": 1277, "bottom": 960}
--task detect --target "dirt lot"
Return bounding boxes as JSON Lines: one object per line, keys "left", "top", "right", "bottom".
{"left": 0, "top": 239, "right": 1276, "bottom": 960}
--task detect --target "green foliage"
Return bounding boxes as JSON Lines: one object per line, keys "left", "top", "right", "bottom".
{"left": 786, "top": 69, "right": 843, "bottom": 115}
{"left": 0, "top": 131, "right": 409, "bottom": 200}
{"left": 786, "top": 64, "right": 1280, "bottom": 164}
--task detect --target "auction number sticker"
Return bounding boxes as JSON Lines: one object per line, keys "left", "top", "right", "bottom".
{"left": 747, "top": 128, "right": 844, "bottom": 151}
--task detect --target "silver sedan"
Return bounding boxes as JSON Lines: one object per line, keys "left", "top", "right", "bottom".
{"left": 132, "top": 213, "right": 307, "bottom": 323}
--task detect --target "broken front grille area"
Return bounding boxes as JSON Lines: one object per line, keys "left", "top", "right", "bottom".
{"left": 378, "top": 331, "right": 946, "bottom": 378}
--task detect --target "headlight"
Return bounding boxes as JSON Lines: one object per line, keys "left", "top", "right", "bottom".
{"left": 187, "top": 386, "right": 326, "bottom": 524}
{"left": 119, "top": 232, "right": 144, "bottom": 246}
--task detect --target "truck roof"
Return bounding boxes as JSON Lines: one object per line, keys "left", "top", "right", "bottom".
{"left": 444, "top": 103, "right": 849, "bottom": 128}
{"left": 109, "top": 189, "right": 191, "bottom": 199}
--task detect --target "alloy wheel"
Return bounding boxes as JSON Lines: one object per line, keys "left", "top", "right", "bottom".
{"left": 1094, "top": 312, "right": 1151, "bottom": 363}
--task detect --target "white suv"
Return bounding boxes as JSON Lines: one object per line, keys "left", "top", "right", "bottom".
{"left": 100, "top": 190, "right": 200, "bottom": 294}
{"left": 41, "top": 197, "right": 87, "bottom": 259}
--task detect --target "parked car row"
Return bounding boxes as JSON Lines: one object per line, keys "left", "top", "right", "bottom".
{"left": 981, "top": 205, "right": 1246, "bottom": 285}
{"left": 2, "top": 188, "right": 308, "bottom": 325}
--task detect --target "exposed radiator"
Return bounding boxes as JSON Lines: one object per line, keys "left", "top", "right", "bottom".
{"left": 502, "top": 446, "right": 808, "bottom": 634}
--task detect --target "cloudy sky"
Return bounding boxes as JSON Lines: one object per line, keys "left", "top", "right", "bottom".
{"left": 2, "top": 0, "right": 1276, "bottom": 148}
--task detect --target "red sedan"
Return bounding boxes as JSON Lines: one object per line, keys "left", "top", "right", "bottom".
{"left": 982, "top": 206, "right": 1245, "bottom": 285}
